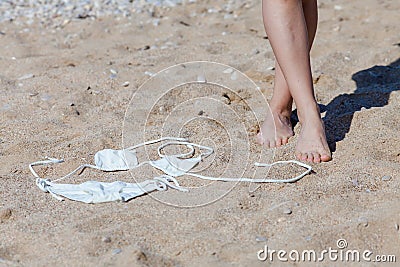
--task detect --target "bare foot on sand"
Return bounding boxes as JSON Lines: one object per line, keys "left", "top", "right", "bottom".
{"left": 295, "top": 110, "right": 332, "bottom": 163}
{"left": 261, "top": 0, "right": 331, "bottom": 163}
{"left": 256, "top": 108, "right": 294, "bottom": 148}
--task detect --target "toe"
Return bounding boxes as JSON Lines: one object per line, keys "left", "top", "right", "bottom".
{"left": 256, "top": 132, "right": 263, "bottom": 145}
{"left": 312, "top": 152, "right": 321, "bottom": 163}
{"left": 264, "top": 140, "right": 270, "bottom": 149}
{"left": 275, "top": 139, "right": 282, "bottom": 147}
{"left": 282, "top": 137, "right": 289, "bottom": 145}
{"left": 269, "top": 140, "right": 276, "bottom": 148}
{"left": 320, "top": 153, "right": 332, "bottom": 162}
{"left": 301, "top": 153, "right": 308, "bottom": 161}
{"left": 306, "top": 152, "right": 314, "bottom": 163}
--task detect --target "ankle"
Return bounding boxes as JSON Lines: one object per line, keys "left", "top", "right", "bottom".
{"left": 268, "top": 102, "right": 292, "bottom": 118}
{"left": 297, "top": 103, "right": 321, "bottom": 124}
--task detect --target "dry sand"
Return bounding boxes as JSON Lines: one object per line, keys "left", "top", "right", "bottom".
{"left": 1, "top": 0, "right": 399, "bottom": 266}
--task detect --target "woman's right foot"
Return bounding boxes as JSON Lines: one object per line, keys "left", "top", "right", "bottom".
{"left": 256, "top": 108, "right": 294, "bottom": 148}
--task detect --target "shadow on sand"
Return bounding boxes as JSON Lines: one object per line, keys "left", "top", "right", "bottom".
{"left": 292, "top": 58, "right": 400, "bottom": 152}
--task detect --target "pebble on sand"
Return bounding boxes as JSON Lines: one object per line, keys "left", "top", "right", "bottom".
{"left": 0, "top": 208, "right": 12, "bottom": 222}
{"left": 159, "top": 106, "right": 166, "bottom": 113}
{"left": 144, "top": 71, "right": 155, "bottom": 77}
{"left": 112, "top": 248, "right": 122, "bottom": 255}
{"left": 358, "top": 217, "right": 368, "bottom": 227}
{"left": 381, "top": 175, "right": 391, "bottom": 181}
{"left": 102, "top": 237, "right": 111, "bottom": 243}
{"left": 282, "top": 208, "right": 292, "bottom": 215}
{"left": 110, "top": 69, "right": 117, "bottom": 78}
{"left": 255, "top": 236, "right": 267, "bottom": 242}
{"left": 230, "top": 71, "right": 237, "bottom": 81}
{"left": 334, "top": 5, "right": 343, "bottom": 10}
{"left": 223, "top": 68, "right": 233, "bottom": 74}
{"left": 197, "top": 74, "right": 207, "bottom": 83}
{"left": 277, "top": 217, "right": 286, "bottom": 223}
{"left": 18, "top": 73, "right": 34, "bottom": 80}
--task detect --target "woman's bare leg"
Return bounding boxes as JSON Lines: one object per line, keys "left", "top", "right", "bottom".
{"left": 257, "top": 0, "right": 318, "bottom": 148}
{"left": 256, "top": 61, "right": 294, "bottom": 148}
{"left": 259, "top": 0, "right": 331, "bottom": 162}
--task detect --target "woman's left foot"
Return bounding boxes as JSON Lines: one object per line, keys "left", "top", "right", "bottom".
{"left": 295, "top": 112, "right": 332, "bottom": 163}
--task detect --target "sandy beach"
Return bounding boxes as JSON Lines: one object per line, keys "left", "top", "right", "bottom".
{"left": 0, "top": 0, "right": 399, "bottom": 266}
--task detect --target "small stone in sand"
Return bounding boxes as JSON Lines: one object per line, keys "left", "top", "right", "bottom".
{"left": 358, "top": 217, "right": 368, "bottom": 227}
{"left": 381, "top": 175, "right": 391, "bottom": 181}
{"left": 395, "top": 223, "right": 399, "bottom": 231}
{"left": 41, "top": 94, "right": 51, "bottom": 101}
{"left": 122, "top": 81, "right": 130, "bottom": 87}
{"left": 223, "top": 68, "right": 233, "bottom": 74}
{"left": 18, "top": 73, "right": 34, "bottom": 80}
{"left": 282, "top": 208, "right": 292, "bottom": 215}
{"left": 351, "top": 178, "right": 359, "bottom": 187}
{"left": 132, "top": 247, "right": 147, "bottom": 261}
{"left": 144, "top": 71, "right": 155, "bottom": 77}
{"left": 255, "top": 236, "right": 267, "bottom": 242}
{"left": 110, "top": 69, "right": 117, "bottom": 78}
{"left": 197, "top": 74, "right": 206, "bottom": 83}
{"left": 0, "top": 208, "right": 12, "bottom": 222}
{"left": 222, "top": 93, "right": 231, "bottom": 105}
{"left": 334, "top": 5, "right": 343, "bottom": 10}
{"left": 277, "top": 217, "right": 286, "bottom": 223}
{"left": 102, "top": 237, "right": 111, "bottom": 243}
{"left": 230, "top": 71, "right": 237, "bottom": 81}
{"left": 112, "top": 248, "right": 122, "bottom": 255}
